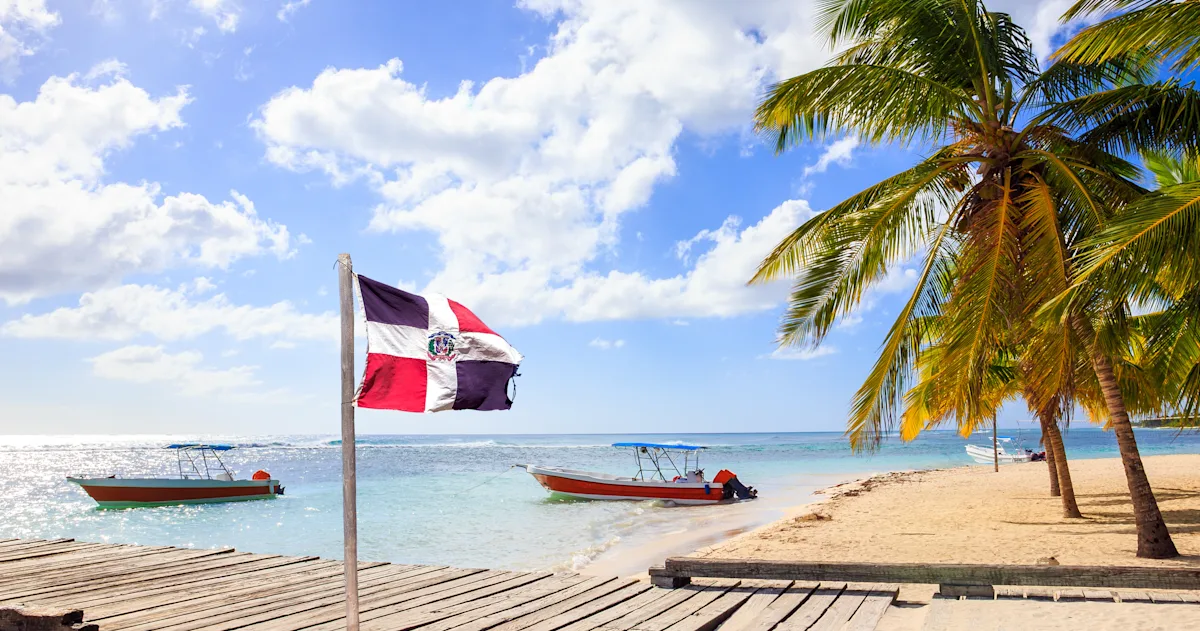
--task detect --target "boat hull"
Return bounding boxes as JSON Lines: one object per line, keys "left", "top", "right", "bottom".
{"left": 965, "top": 445, "right": 1032, "bottom": 464}
{"left": 67, "top": 477, "right": 282, "bottom": 508}
{"left": 523, "top": 465, "right": 724, "bottom": 505}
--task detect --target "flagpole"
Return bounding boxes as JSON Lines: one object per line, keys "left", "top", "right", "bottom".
{"left": 338, "top": 253, "right": 360, "bottom": 631}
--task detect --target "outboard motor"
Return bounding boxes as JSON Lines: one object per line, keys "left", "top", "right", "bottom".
{"left": 713, "top": 469, "right": 758, "bottom": 500}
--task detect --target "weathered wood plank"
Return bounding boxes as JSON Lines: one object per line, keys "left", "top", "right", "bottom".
{"left": 842, "top": 589, "right": 896, "bottom": 631}
{"left": 993, "top": 586, "right": 1025, "bottom": 599}
{"left": 407, "top": 574, "right": 604, "bottom": 631}
{"left": 0, "top": 538, "right": 75, "bottom": 556}
{"left": 1024, "top": 587, "right": 1055, "bottom": 601}
{"left": 774, "top": 583, "right": 845, "bottom": 630}
{"left": 1057, "top": 588, "right": 1086, "bottom": 601}
{"left": 1148, "top": 591, "right": 1185, "bottom": 603}
{"left": 587, "top": 585, "right": 705, "bottom": 631}
{"left": 0, "top": 542, "right": 141, "bottom": 568}
{"left": 44, "top": 556, "right": 325, "bottom": 609}
{"left": 709, "top": 582, "right": 792, "bottom": 631}
{"left": 628, "top": 581, "right": 737, "bottom": 631}
{"left": 116, "top": 564, "right": 422, "bottom": 631}
{"left": 354, "top": 572, "right": 556, "bottom": 631}
{"left": 731, "top": 582, "right": 818, "bottom": 631}
{"left": 360, "top": 573, "right": 585, "bottom": 631}
{"left": 661, "top": 582, "right": 762, "bottom": 631}
{"left": 5, "top": 551, "right": 266, "bottom": 600}
{"left": 446, "top": 577, "right": 628, "bottom": 631}
{"left": 808, "top": 587, "right": 866, "bottom": 631}
{"left": 0, "top": 544, "right": 210, "bottom": 581}
{"left": 0, "top": 549, "right": 235, "bottom": 599}
{"left": 0, "top": 541, "right": 99, "bottom": 563}
{"left": 662, "top": 558, "right": 1200, "bottom": 590}
{"left": 1082, "top": 589, "right": 1115, "bottom": 602}
{"left": 494, "top": 581, "right": 654, "bottom": 631}
{"left": 548, "top": 586, "right": 680, "bottom": 631}
{"left": 226, "top": 567, "right": 511, "bottom": 631}
{"left": 81, "top": 559, "right": 379, "bottom": 619}
{"left": 80, "top": 559, "right": 350, "bottom": 622}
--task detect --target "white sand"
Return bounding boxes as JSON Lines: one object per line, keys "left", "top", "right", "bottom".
{"left": 696, "top": 454, "right": 1200, "bottom": 567}
{"left": 693, "top": 454, "right": 1200, "bottom": 629}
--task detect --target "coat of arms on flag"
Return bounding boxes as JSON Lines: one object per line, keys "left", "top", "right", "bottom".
{"left": 355, "top": 275, "right": 522, "bottom": 412}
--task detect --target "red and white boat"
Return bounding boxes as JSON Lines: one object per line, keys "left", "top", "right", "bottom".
{"left": 520, "top": 443, "right": 756, "bottom": 506}
{"left": 68, "top": 444, "right": 283, "bottom": 508}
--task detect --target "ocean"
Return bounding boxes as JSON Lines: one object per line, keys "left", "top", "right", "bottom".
{"left": 3, "top": 429, "right": 1199, "bottom": 575}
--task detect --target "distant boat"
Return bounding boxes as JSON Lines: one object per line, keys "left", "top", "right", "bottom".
{"left": 68, "top": 444, "right": 283, "bottom": 508}
{"left": 518, "top": 442, "right": 756, "bottom": 505}
{"left": 965, "top": 438, "right": 1034, "bottom": 464}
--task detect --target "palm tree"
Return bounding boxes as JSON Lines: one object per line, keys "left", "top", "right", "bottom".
{"left": 1051, "top": 150, "right": 1200, "bottom": 423}
{"left": 1057, "top": 1, "right": 1200, "bottom": 75}
{"left": 903, "top": 327, "right": 1084, "bottom": 517}
{"left": 749, "top": 0, "right": 1197, "bottom": 557}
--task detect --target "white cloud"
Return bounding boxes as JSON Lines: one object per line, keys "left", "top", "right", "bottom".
{"left": 0, "top": 70, "right": 294, "bottom": 304}
{"left": 84, "top": 59, "right": 128, "bottom": 81}
{"left": 255, "top": 2, "right": 828, "bottom": 326}
{"left": 588, "top": 338, "right": 625, "bottom": 350}
{"left": 252, "top": 1, "right": 1071, "bottom": 330}
{"left": 0, "top": 0, "right": 59, "bottom": 82}
{"left": 803, "top": 137, "right": 859, "bottom": 178}
{"left": 184, "top": 277, "right": 217, "bottom": 295}
{"left": 277, "top": 0, "right": 310, "bottom": 22}
{"left": 440, "top": 199, "right": 813, "bottom": 326}
{"left": 234, "top": 46, "right": 253, "bottom": 81}
{"left": 189, "top": 0, "right": 239, "bottom": 33}
{"left": 765, "top": 346, "right": 837, "bottom": 361}
{"left": 89, "top": 345, "right": 259, "bottom": 396}
{"left": 991, "top": 0, "right": 1094, "bottom": 61}
{"left": 2, "top": 283, "right": 337, "bottom": 343}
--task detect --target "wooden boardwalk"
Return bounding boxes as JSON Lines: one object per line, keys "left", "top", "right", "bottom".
{"left": 0, "top": 539, "right": 898, "bottom": 631}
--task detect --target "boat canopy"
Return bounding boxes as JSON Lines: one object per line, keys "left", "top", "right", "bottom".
{"left": 166, "top": 444, "right": 236, "bottom": 451}
{"left": 612, "top": 442, "right": 706, "bottom": 451}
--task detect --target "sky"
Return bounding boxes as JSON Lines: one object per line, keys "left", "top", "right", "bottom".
{"left": 0, "top": 0, "right": 1094, "bottom": 435}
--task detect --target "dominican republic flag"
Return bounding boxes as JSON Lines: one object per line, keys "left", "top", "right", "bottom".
{"left": 355, "top": 275, "right": 522, "bottom": 412}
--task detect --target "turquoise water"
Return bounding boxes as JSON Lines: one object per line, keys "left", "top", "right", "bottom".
{"left": 2, "top": 429, "right": 1199, "bottom": 572}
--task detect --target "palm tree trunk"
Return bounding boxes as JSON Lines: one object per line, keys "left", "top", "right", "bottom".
{"left": 992, "top": 418, "right": 999, "bottom": 473}
{"left": 1040, "top": 416, "right": 1061, "bottom": 497}
{"left": 1041, "top": 410, "right": 1082, "bottom": 518}
{"left": 1073, "top": 314, "right": 1177, "bottom": 558}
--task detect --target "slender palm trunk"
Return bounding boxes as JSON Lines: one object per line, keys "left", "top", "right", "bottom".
{"left": 1073, "top": 314, "right": 1177, "bottom": 557}
{"left": 992, "top": 418, "right": 999, "bottom": 473}
{"left": 1040, "top": 408, "right": 1081, "bottom": 518}
{"left": 1040, "top": 416, "right": 1061, "bottom": 497}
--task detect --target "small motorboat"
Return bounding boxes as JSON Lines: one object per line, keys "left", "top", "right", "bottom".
{"left": 519, "top": 442, "right": 756, "bottom": 505}
{"left": 965, "top": 438, "right": 1036, "bottom": 464}
{"left": 68, "top": 444, "right": 283, "bottom": 508}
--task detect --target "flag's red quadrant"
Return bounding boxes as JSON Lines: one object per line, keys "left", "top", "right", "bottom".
{"left": 357, "top": 354, "right": 427, "bottom": 412}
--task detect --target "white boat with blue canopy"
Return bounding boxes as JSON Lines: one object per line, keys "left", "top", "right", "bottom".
{"left": 67, "top": 444, "right": 283, "bottom": 508}
{"left": 518, "top": 442, "right": 756, "bottom": 505}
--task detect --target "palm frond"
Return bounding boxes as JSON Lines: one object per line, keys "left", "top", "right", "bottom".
{"left": 1143, "top": 150, "right": 1200, "bottom": 188}
{"left": 1040, "top": 81, "right": 1200, "bottom": 157}
{"left": 755, "top": 65, "right": 978, "bottom": 151}
{"left": 846, "top": 219, "right": 959, "bottom": 451}
{"left": 1056, "top": 1, "right": 1200, "bottom": 74}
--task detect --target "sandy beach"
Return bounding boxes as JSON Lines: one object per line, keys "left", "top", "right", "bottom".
{"left": 694, "top": 453, "right": 1200, "bottom": 567}
{"left": 686, "top": 454, "right": 1200, "bottom": 630}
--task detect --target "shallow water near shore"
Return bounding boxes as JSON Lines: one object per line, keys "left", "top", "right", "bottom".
{"left": 2, "top": 429, "right": 1199, "bottom": 573}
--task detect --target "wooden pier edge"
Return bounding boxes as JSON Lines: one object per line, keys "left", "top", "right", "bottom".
{"left": 654, "top": 558, "right": 1200, "bottom": 593}
{"left": 1, "top": 538, "right": 909, "bottom": 631}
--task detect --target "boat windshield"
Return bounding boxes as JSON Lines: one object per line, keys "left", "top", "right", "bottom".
{"left": 613, "top": 443, "right": 706, "bottom": 481}
{"left": 168, "top": 445, "right": 236, "bottom": 480}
